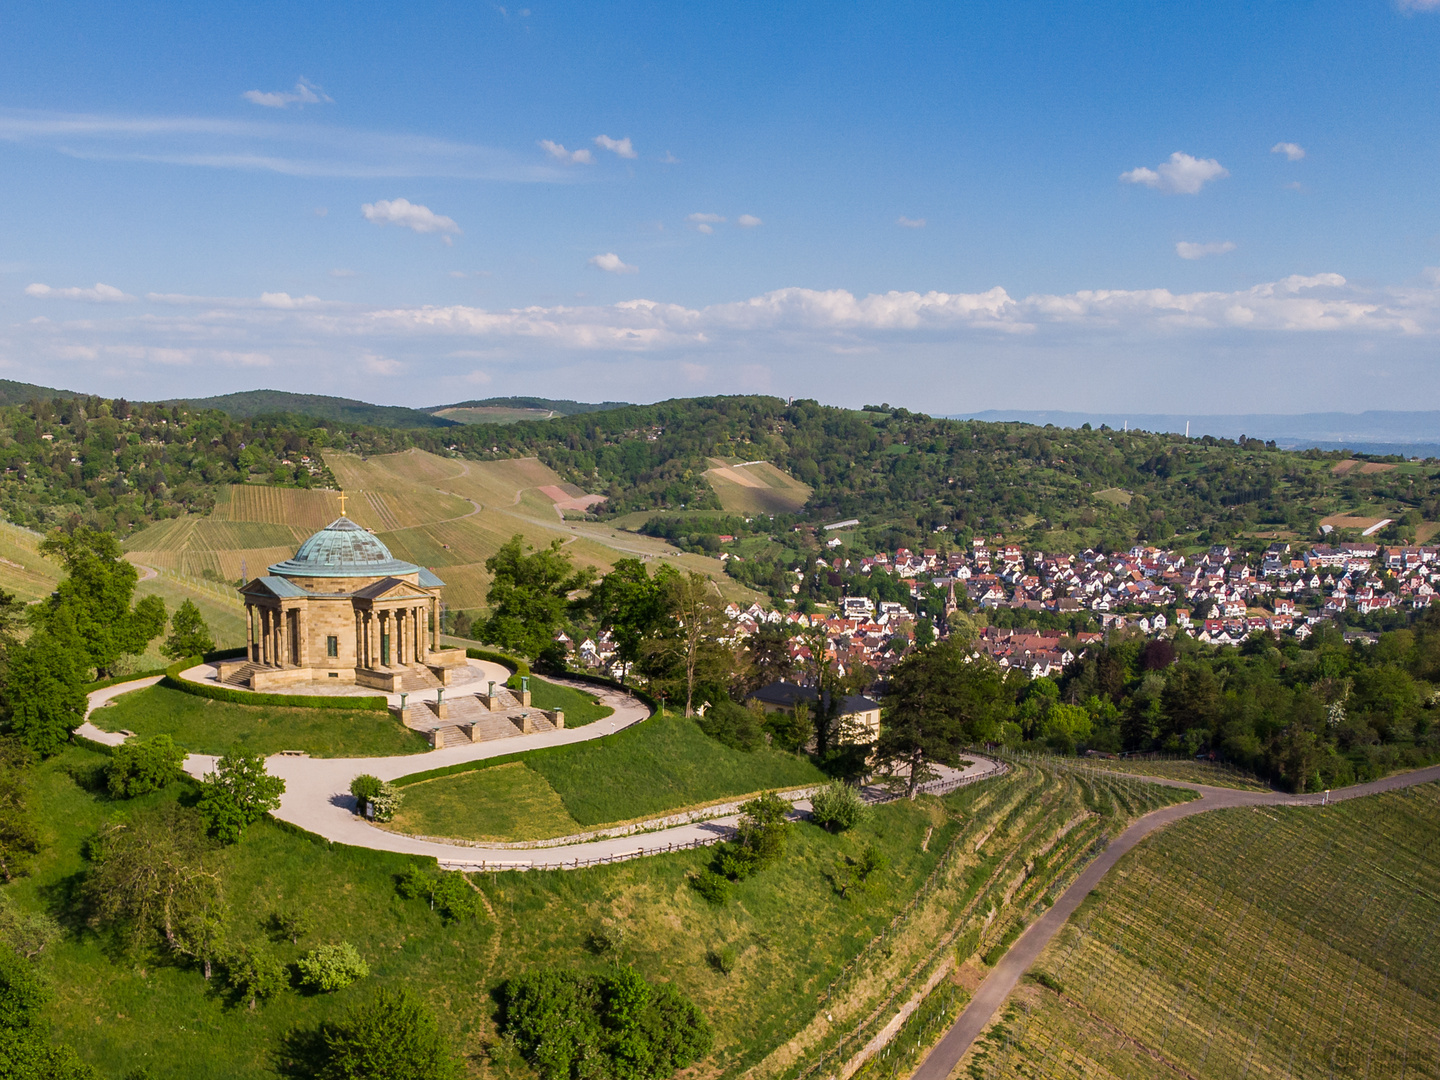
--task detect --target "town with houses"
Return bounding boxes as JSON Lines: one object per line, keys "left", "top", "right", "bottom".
{"left": 563, "top": 536, "right": 1440, "bottom": 686}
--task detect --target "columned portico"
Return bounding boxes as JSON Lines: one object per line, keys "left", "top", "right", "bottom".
{"left": 222, "top": 514, "right": 467, "bottom": 693}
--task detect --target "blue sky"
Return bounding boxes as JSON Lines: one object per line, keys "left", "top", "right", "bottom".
{"left": 3, "top": 1, "right": 1440, "bottom": 412}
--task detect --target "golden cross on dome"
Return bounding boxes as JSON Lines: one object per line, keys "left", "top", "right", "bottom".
{"left": 338, "top": 491, "right": 348, "bottom": 516}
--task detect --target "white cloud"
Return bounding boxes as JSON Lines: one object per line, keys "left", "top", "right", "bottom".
{"left": 688, "top": 212, "right": 724, "bottom": 235}
{"left": 242, "top": 78, "right": 332, "bottom": 109}
{"left": 1120, "top": 152, "right": 1229, "bottom": 195}
{"left": 1397, "top": 0, "right": 1440, "bottom": 11}
{"left": 588, "top": 253, "right": 638, "bottom": 274}
{"left": 24, "top": 282, "right": 133, "bottom": 302}
{"left": 361, "top": 353, "right": 403, "bottom": 375}
{"left": 1271, "top": 142, "right": 1306, "bottom": 161}
{"left": 736, "top": 214, "right": 763, "bottom": 228}
{"left": 594, "top": 134, "right": 636, "bottom": 159}
{"left": 361, "top": 198, "right": 461, "bottom": 243}
{"left": 1176, "top": 240, "right": 1237, "bottom": 260}
{"left": 0, "top": 109, "right": 567, "bottom": 182}
{"left": 539, "top": 139, "right": 593, "bottom": 165}
{"left": 897, "top": 216, "right": 926, "bottom": 228}
{"left": 330, "top": 268, "right": 357, "bottom": 278}
{"left": 660, "top": 151, "right": 680, "bottom": 164}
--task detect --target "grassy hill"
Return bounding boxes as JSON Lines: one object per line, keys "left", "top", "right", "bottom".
{"left": 968, "top": 782, "right": 1440, "bottom": 1079}
{"left": 122, "top": 448, "right": 761, "bottom": 612}
{"left": 430, "top": 396, "right": 630, "bottom": 425}
{"left": 702, "top": 458, "right": 812, "bottom": 515}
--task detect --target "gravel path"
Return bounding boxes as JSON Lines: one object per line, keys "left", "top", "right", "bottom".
{"left": 911, "top": 761, "right": 1440, "bottom": 1080}
{"left": 73, "top": 674, "right": 1006, "bottom": 871}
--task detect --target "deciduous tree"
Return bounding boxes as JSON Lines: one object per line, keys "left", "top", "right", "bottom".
{"left": 482, "top": 536, "right": 595, "bottom": 658}
{"left": 161, "top": 599, "right": 215, "bottom": 661}
{"left": 33, "top": 527, "right": 166, "bottom": 677}
{"left": 196, "top": 752, "right": 285, "bottom": 844}
{"left": 3, "top": 632, "right": 86, "bottom": 758}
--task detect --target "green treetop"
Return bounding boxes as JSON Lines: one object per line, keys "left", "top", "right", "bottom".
{"left": 33, "top": 528, "right": 166, "bottom": 677}
{"left": 481, "top": 535, "right": 595, "bottom": 658}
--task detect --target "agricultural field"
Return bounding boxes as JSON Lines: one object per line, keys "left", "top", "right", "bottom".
{"left": 703, "top": 458, "right": 812, "bottom": 515}
{"left": 124, "top": 449, "right": 760, "bottom": 612}
{"left": 0, "top": 520, "right": 246, "bottom": 664}
{"left": 1003, "top": 750, "right": 1272, "bottom": 792}
{"left": 962, "top": 783, "right": 1440, "bottom": 1080}
{"left": 4, "top": 750, "right": 1193, "bottom": 1080}
{"left": 432, "top": 404, "right": 560, "bottom": 423}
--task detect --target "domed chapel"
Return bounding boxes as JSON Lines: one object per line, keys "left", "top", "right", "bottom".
{"left": 221, "top": 497, "right": 467, "bottom": 692}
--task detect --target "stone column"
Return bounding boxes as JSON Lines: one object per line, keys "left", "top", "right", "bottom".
{"left": 354, "top": 611, "right": 363, "bottom": 669}
{"left": 297, "top": 606, "right": 307, "bottom": 668}
{"left": 430, "top": 597, "right": 439, "bottom": 651}
{"left": 394, "top": 608, "right": 404, "bottom": 667}
{"left": 279, "top": 607, "right": 290, "bottom": 668}
{"left": 368, "top": 611, "right": 378, "bottom": 669}
{"left": 245, "top": 604, "right": 255, "bottom": 662}
{"left": 261, "top": 609, "right": 271, "bottom": 665}
{"left": 414, "top": 607, "right": 423, "bottom": 662}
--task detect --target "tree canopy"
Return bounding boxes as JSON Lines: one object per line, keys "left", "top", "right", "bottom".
{"left": 482, "top": 535, "right": 595, "bottom": 658}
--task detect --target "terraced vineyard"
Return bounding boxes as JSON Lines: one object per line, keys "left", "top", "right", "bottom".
{"left": 962, "top": 783, "right": 1440, "bottom": 1080}
{"left": 1002, "top": 749, "right": 1272, "bottom": 792}
{"left": 124, "top": 449, "right": 761, "bottom": 611}
{"left": 766, "top": 765, "right": 1193, "bottom": 1080}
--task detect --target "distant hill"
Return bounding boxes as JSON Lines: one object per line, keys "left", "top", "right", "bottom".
{"left": 960, "top": 409, "right": 1440, "bottom": 456}
{"left": 429, "top": 396, "right": 631, "bottom": 425}
{"left": 0, "top": 378, "right": 86, "bottom": 406}
{"left": 163, "top": 390, "right": 459, "bottom": 429}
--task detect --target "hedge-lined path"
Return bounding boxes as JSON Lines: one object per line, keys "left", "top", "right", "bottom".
{"left": 911, "top": 761, "right": 1440, "bottom": 1080}
{"left": 174, "top": 656, "right": 515, "bottom": 708}
{"left": 77, "top": 674, "right": 1005, "bottom": 870}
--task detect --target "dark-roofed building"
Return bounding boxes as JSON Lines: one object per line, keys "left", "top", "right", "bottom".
{"left": 221, "top": 515, "right": 466, "bottom": 692}
{"left": 746, "top": 680, "right": 882, "bottom": 744}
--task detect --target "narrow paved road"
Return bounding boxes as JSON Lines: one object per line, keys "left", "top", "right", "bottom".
{"left": 911, "top": 762, "right": 1440, "bottom": 1080}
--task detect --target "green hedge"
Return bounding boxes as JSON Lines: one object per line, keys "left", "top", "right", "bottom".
{"left": 160, "top": 655, "right": 389, "bottom": 712}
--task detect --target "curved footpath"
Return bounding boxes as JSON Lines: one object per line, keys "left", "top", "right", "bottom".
{"left": 911, "top": 761, "right": 1440, "bottom": 1080}
{"left": 76, "top": 675, "right": 1004, "bottom": 871}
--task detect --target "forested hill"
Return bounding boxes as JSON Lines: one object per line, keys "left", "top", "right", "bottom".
{"left": 162, "top": 390, "right": 458, "bottom": 429}
{"left": 0, "top": 391, "right": 1435, "bottom": 551}
{"left": 381, "top": 397, "right": 1440, "bottom": 551}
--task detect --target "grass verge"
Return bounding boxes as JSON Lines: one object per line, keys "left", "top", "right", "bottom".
{"left": 91, "top": 684, "right": 430, "bottom": 757}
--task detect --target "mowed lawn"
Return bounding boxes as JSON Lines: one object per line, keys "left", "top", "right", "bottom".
{"left": 92, "top": 684, "right": 430, "bottom": 757}
{"left": 16, "top": 743, "right": 964, "bottom": 1080}
{"left": 398, "top": 714, "right": 827, "bottom": 830}
{"left": 525, "top": 677, "right": 612, "bottom": 727}
{"left": 384, "top": 761, "right": 584, "bottom": 841}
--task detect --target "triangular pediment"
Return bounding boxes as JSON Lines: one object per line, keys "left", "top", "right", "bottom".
{"left": 241, "top": 575, "right": 310, "bottom": 599}
{"left": 352, "top": 576, "right": 432, "bottom": 601}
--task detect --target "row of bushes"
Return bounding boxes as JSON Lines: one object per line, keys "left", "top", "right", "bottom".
{"left": 160, "top": 651, "right": 389, "bottom": 712}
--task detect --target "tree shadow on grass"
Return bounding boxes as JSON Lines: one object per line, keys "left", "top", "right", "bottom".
{"left": 275, "top": 1025, "right": 330, "bottom": 1079}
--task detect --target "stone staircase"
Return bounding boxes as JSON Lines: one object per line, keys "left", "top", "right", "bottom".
{"left": 396, "top": 667, "right": 443, "bottom": 692}
{"left": 400, "top": 691, "right": 560, "bottom": 748}
{"left": 220, "top": 661, "right": 273, "bottom": 688}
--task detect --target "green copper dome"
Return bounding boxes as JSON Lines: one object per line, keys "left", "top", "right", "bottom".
{"left": 268, "top": 517, "right": 421, "bottom": 578}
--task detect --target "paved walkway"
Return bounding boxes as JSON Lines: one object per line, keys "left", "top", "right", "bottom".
{"left": 75, "top": 674, "right": 1006, "bottom": 871}
{"left": 911, "top": 761, "right": 1440, "bottom": 1080}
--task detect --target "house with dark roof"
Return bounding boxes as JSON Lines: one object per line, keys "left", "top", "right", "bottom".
{"left": 746, "top": 680, "right": 882, "bottom": 744}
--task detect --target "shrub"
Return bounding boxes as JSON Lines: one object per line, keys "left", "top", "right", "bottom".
{"left": 349, "top": 775, "right": 382, "bottom": 816}
{"left": 0, "top": 893, "right": 60, "bottom": 959}
{"left": 808, "top": 781, "right": 868, "bottom": 832}
{"left": 395, "top": 867, "right": 480, "bottom": 923}
{"left": 587, "top": 923, "right": 625, "bottom": 956}
{"left": 317, "top": 988, "right": 457, "bottom": 1080}
{"left": 223, "top": 945, "right": 286, "bottom": 1010}
{"left": 696, "top": 698, "right": 762, "bottom": 752}
{"left": 690, "top": 870, "right": 731, "bottom": 907}
{"left": 368, "top": 783, "right": 402, "bottom": 823}
{"left": 707, "top": 945, "right": 737, "bottom": 975}
{"left": 734, "top": 791, "right": 792, "bottom": 870}
{"left": 500, "top": 968, "right": 712, "bottom": 1080}
{"left": 161, "top": 600, "right": 215, "bottom": 661}
{"left": 833, "top": 843, "right": 889, "bottom": 900}
{"left": 297, "top": 942, "right": 369, "bottom": 992}
{"left": 106, "top": 735, "right": 185, "bottom": 798}
{"left": 269, "top": 906, "right": 312, "bottom": 946}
